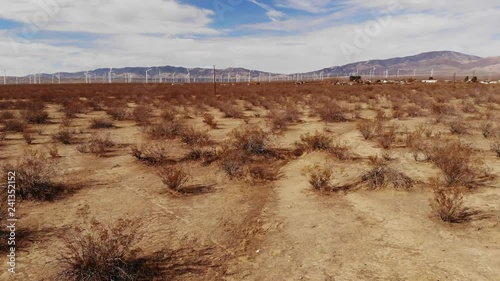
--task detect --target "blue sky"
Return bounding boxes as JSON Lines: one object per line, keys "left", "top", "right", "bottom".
{"left": 0, "top": 0, "right": 499, "bottom": 75}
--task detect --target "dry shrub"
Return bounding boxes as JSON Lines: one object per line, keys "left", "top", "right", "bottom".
{"left": 22, "top": 130, "right": 34, "bottom": 144}
{"left": 53, "top": 127, "right": 74, "bottom": 144}
{"left": 220, "top": 149, "right": 246, "bottom": 178}
{"left": 480, "top": 122, "right": 496, "bottom": 139}
{"left": 161, "top": 108, "right": 178, "bottom": 121}
{"left": 461, "top": 102, "right": 478, "bottom": 113}
{"left": 2, "top": 149, "right": 62, "bottom": 200}
{"left": 3, "top": 119, "right": 26, "bottom": 132}
{"left": 180, "top": 127, "right": 210, "bottom": 146}
{"left": 268, "top": 110, "right": 289, "bottom": 132}
{"left": 157, "top": 166, "right": 190, "bottom": 191}
{"left": 229, "top": 125, "right": 271, "bottom": 155}
{"left": 23, "top": 109, "right": 49, "bottom": 124}
{"left": 430, "top": 185, "right": 474, "bottom": 223}
{"left": 142, "top": 120, "right": 185, "bottom": 139}
{"left": 305, "top": 164, "right": 333, "bottom": 191}
{"left": 0, "top": 131, "right": 6, "bottom": 141}
{"left": 357, "top": 119, "right": 380, "bottom": 140}
{"left": 316, "top": 102, "right": 349, "bottom": 122}
{"left": 295, "top": 131, "right": 332, "bottom": 153}
{"left": 184, "top": 147, "right": 218, "bottom": 164}
{"left": 78, "top": 133, "right": 115, "bottom": 156}
{"left": 90, "top": 118, "right": 115, "bottom": 129}
{"left": 222, "top": 105, "right": 244, "bottom": 119}
{"left": 249, "top": 164, "right": 282, "bottom": 182}
{"left": 132, "top": 105, "right": 152, "bottom": 124}
{"left": 58, "top": 218, "right": 152, "bottom": 280}
{"left": 360, "top": 163, "right": 413, "bottom": 190}
{"left": 377, "top": 125, "right": 397, "bottom": 149}
{"left": 0, "top": 110, "right": 15, "bottom": 120}
{"left": 107, "top": 107, "right": 130, "bottom": 121}
{"left": 431, "top": 103, "right": 456, "bottom": 116}
{"left": 203, "top": 113, "right": 218, "bottom": 129}
{"left": 491, "top": 140, "right": 500, "bottom": 158}
{"left": 131, "top": 143, "right": 170, "bottom": 165}
{"left": 63, "top": 101, "right": 87, "bottom": 118}
{"left": 328, "top": 142, "right": 352, "bottom": 160}
{"left": 46, "top": 143, "right": 59, "bottom": 158}
{"left": 428, "top": 141, "right": 488, "bottom": 188}
{"left": 405, "top": 104, "right": 424, "bottom": 117}
{"left": 449, "top": 119, "right": 469, "bottom": 135}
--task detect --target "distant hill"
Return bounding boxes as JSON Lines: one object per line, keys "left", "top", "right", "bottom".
{"left": 30, "top": 51, "right": 500, "bottom": 82}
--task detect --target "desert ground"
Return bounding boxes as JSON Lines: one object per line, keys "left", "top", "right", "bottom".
{"left": 0, "top": 81, "right": 499, "bottom": 280}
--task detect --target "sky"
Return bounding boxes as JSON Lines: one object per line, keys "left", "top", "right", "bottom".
{"left": 0, "top": 0, "right": 499, "bottom": 75}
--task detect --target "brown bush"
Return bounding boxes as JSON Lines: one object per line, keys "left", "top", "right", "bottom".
{"left": 53, "top": 128, "right": 74, "bottom": 144}
{"left": 0, "top": 110, "right": 15, "bottom": 120}
{"left": 107, "top": 107, "right": 130, "bottom": 121}
{"left": 431, "top": 103, "right": 456, "bottom": 115}
{"left": 305, "top": 164, "right": 333, "bottom": 191}
{"left": 23, "top": 130, "right": 34, "bottom": 144}
{"left": 449, "top": 119, "right": 469, "bottom": 135}
{"left": 229, "top": 125, "right": 271, "bottom": 155}
{"left": 377, "top": 125, "right": 397, "bottom": 149}
{"left": 220, "top": 149, "right": 247, "bottom": 178}
{"left": 132, "top": 105, "right": 152, "bottom": 124}
{"left": 249, "top": 164, "right": 282, "bottom": 182}
{"left": 316, "top": 102, "right": 349, "bottom": 122}
{"left": 202, "top": 113, "right": 218, "bottom": 129}
{"left": 157, "top": 166, "right": 190, "bottom": 191}
{"left": 90, "top": 118, "right": 115, "bottom": 129}
{"left": 328, "top": 142, "right": 352, "bottom": 160}
{"left": 23, "top": 109, "right": 50, "bottom": 124}
{"left": 58, "top": 218, "right": 153, "bottom": 280}
{"left": 77, "top": 133, "right": 115, "bottom": 157}
{"left": 222, "top": 105, "right": 244, "bottom": 119}
{"left": 357, "top": 119, "right": 380, "bottom": 140}
{"left": 180, "top": 127, "right": 210, "bottom": 146}
{"left": 430, "top": 185, "right": 473, "bottom": 223}
{"left": 491, "top": 140, "right": 500, "bottom": 158}
{"left": 3, "top": 119, "right": 26, "bottom": 132}
{"left": 295, "top": 131, "right": 332, "bottom": 153}
{"left": 480, "top": 122, "right": 496, "bottom": 138}
{"left": 2, "top": 149, "right": 62, "bottom": 200}
{"left": 142, "top": 120, "right": 185, "bottom": 139}
{"left": 428, "top": 141, "right": 487, "bottom": 188}
{"left": 360, "top": 163, "right": 413, "bottom": 190}
{"left": 131, "top": 143, "right": 170, "bottom": 165}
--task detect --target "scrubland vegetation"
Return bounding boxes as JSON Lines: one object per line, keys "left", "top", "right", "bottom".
{"left": 0, "top": 81, "right": 499, "bottom": 280}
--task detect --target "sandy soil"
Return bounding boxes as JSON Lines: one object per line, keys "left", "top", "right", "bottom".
{"left": 0, "top": 83, "right": 499, "bottom": 280}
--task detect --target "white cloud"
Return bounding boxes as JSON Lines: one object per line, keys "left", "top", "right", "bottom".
{"left": 0, "top": 0, "right": 217, "bottom": 35}
{"left": 0, "top": 0, "right": 499, "bottom": 76}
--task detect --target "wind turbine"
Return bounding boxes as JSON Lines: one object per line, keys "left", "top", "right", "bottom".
{"left": 3, "top": 70, "right": 6, "bottom": 85}
{"left": 172, "top": 72, "right": 176, "bottom": 84}
{"left": 186, "top": 69, "right": 191, "bottom": 83}
{"left": 57, "top": 72, "right": 61, "bottom": 84}
{"left": 159, "top": 70, "right": 162, "bottom": 83}
{"left": 320, "top": 71, "right": 324, "bottom": 81}
{"left": 108, "top": 68, "right": 113, "bottom": 83}
{"left": 248, "top": 70, "right": 252, "bottom": 83}
{"left": 145, "top": 69, "right": 152, "bottom": 84}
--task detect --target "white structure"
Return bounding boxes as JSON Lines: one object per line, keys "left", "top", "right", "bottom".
{"left": 145, "top": 69, "right": 152, "bottom": 84}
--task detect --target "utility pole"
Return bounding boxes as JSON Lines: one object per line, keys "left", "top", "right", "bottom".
{"left": 213, "top": 65, "right": 216, "bottom": 95}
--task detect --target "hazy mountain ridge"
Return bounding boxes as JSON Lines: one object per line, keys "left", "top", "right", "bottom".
{"left": 35, "top": 51, "right": 500, "bottom": 80}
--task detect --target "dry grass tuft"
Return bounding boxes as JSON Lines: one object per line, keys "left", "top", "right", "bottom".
{"left": 430, "top": 184, "right": 477, "bottom": 223}
{"left": 360, "top": 163, "right": 413, "bottom": 190}
{"left": 58, "top": 218, "right": 156, "bottom": 280}
{"left": 157, "top": 166, "right": 190, "bottom": 191}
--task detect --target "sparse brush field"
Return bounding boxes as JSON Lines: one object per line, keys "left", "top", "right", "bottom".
{"left": 0, "top": 82, "right": 499, "bottom": 280}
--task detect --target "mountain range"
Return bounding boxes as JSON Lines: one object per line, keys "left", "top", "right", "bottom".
{"left": 32, "top": 51, "right": 500, "bottom": 82}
